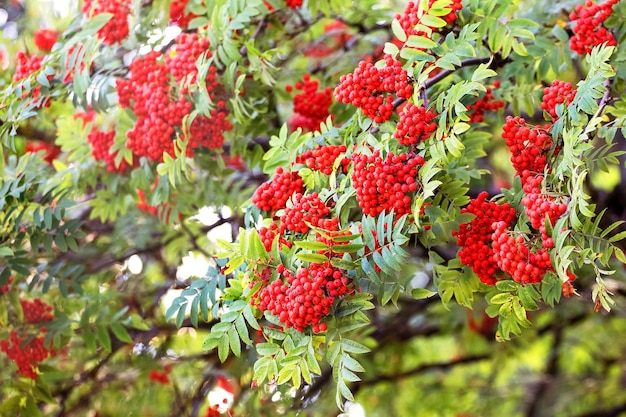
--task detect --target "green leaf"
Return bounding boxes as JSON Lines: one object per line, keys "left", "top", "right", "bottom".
{"left": 218, "top": 333, "right": 230, "bottom": 362}
{"left": 228, "top": 325, "right": 241, "bottom": 357}
{"left": 257, "top": 342, "right": 280, "bottom": 356}
{"left": 295, "top": 253, "right": 329, "bottom": 264}
{"left": 96, "top": 324, "right": 112, "bottom": 352}
{"left": 110, "top": 322, "right": 133, "bottom": 344}
{"left": 340, "top": 339, "right": 370, "bottom": 354}
{"left": 412, "top": 288, "right": 437, "bottom": 299}
{"left": 406, "top": 35, "right": 438, "bottom": 50}
{"left": 392, "top": 18, "right": 407, "bottom": 42}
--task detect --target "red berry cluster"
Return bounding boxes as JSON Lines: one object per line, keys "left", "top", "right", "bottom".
{"left": 169, "top": 0, "right": 198, "bottom": 27}
{"left": 74, "top": 110, "right": 97, "bottom": 127}
{"left": 82, "top": 0, "right": 131, "bottom": 45}
{"left": 117, "top": 51, "right": 192, "bottom": 160}
{"left": 20, "top": 298, "right": 54, "bottom": 324}
{"left": 541, "top": 80, "right": 577, "bottom": 119}
{"left": 521, "top": 172, "right": 568, "bottom": 247}
{"left": 117, "top": 33, "right": 231, "bottom": 160}
{"left": 136, "top": 189, "right": 159, "bottom": 216}
{"left": 569, "top": 0, "right": 619, "bottom": 55}
{"left": 148, "top": 365, "right": 172, "bottom": 384}
{"left": 452, "top": 192, "right": 518, "bottom": 285}
{"left": 334, "top": 56, "right": 413, "bottom": 123}
{"left": 351, "top": 151, "right": 424, "bottom": 217}
{"left": 287, "top": 74, "right": 334, "bottom": 132}
{"left": 286, "top": 0, "right": 303, "bottom": 8}
{"left": 257, "top": 263, "right": 351, "bottom": 332}
{"left": 33, "top": 28, "right": 57, "bottom": 52}
{"left": 295, "top": 144, "right": 349, "bottom": 175}
{"left": 395, "top": 0, "right": 462, "bottom": 38}
{"left": 501, "top": 116, "right": 553, "bottom": 177}
{"left": 467, "top": 81, "right": 504, "bottom": 123}
{"left": 252, "top": 167, "right": 305, "bottom": 212}
{"left": 87, "top": 129, "right": 135, "bottom": 173}
{"left": 188, "top": 103, "right": 233, "bottom": 151}
{"left": 394, "top": 103, "right": 437, "bottom": 145}
{"left": 491, "top": 221, "right": 553, "bottom": 285}
{"left": 14, "top": 52, "right": 44, "bottom": 83}
{"left": 165, "top": 32, "right": 212, "bottom": 92}
{"left": 280, "top": 193, "right": 332, "bottom": 234}
{"left": 0, "top": 330, "right": 55, "bottom": 379}
{"left": 0, "top": 276, "right": 14, "bottom": 294}
{"left": 25, "top": 141, "right": 61, "bottom": 165}
{"left": 259, "top": 222, "right": 292, "bottom": 252}
{"left": 13, "top": 52, "right": 50, "bottom": 106}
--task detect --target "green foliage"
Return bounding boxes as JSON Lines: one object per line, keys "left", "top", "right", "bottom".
{"left": 2, "top": 0, "right": 626, "bottom": 415}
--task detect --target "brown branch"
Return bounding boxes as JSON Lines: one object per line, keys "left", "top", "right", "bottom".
{"left": 353, "top": 353, "right": 491, "bottom": 393}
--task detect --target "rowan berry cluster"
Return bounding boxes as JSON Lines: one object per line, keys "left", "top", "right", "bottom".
{"left": 456, "top": 110, "right": 573, "bottom": 285}
{"left": 117, "top": 51, "right": 191, "bottom": 160}
{"left": 541, "top": 80, "right": 577, "bottom": 119}
{"left": 394, "top": 103, "right": 438, "bottom": 145}
{"left": 0, "top": 276, "right": 13, "bottom": 294}
{"left": 286, "top": 74, "right": 333, "bottom": 132}
{"left": 25, "top": 141, "right": 61, "bottom": 165}
{"left": 82, "top": 0, "right": 131, "bottom": 45}
{"left": 117, "top": 32, "right": 231, "bottom": 161}
{"left": 169, "top": 0, "right": 198, "bottom": 27}
{"left": 165, "top": 33, "right": 212, "bottom": 92}
{"left": 252, "top": 167, "right": 305, "bottom": 212}
{"left": 452, "top": 192, "right": 518, "bottom": 285}
{"left": 13, "top": 52, "right": 43, "bottom": 82}
{"left": 334, "top": 56, "right": 413, "bottom": 123}
{"left": 13, "top": 51, "right": 49, "bottom": 105}
{"left": 295, "top": 145, "right": 349, "bottom": 175}
{"left": 521, "top": 172, "right": 568, "bottom": 247}
{"left": 148, "top": 365, "right": 172, "bottom": 384}
{"left": 280, "top": 193, "right": 332, "bottom": 234}
{"left": 136, "top": 189, "right": 159, "bottom": 216}
{"left": 87, "top": 129, "right": 134, "bottom": 173}
{"left": 257, "top": 263, "right": 351, "bottom": 332}
{"left": 569, "top": 0, "right": 619, "bottom": 54}
{"left": 395, "top": 0, "right": 462, "bottom": 38}
{"left": 286, "top": 0, "right": 304, "bottom": 8}
{"left": 0, "top": 296, "right": 55, "bottom": 379}
{"left": 0, "top": 331, "right": 55, "bottom": 379}
{"left": 188, "top": 103, "right": 233, "bottom": 151}
{"left": 259, "top": 222, "right": 286, "bottom": 252}
{"left": 491, "top": 221, "right": 553, "bottom": 284}
{"left": 467, "top": 81, "right": 504, "bottom": 123}
{"left": 351, "top": 151, "right": 424, "bottom": 217}
{"left": 501, "top": 116, "right": 553, "bottom": 177}
{"left": 33, "top": 28, "right": 57, "bottom": 52}
{"left": 20, "top": 298, "right": 54, "bottom": 324}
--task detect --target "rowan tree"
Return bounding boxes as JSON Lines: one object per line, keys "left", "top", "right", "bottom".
{"left": 2, "top": 0, "right": 626, "bottom": 416}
